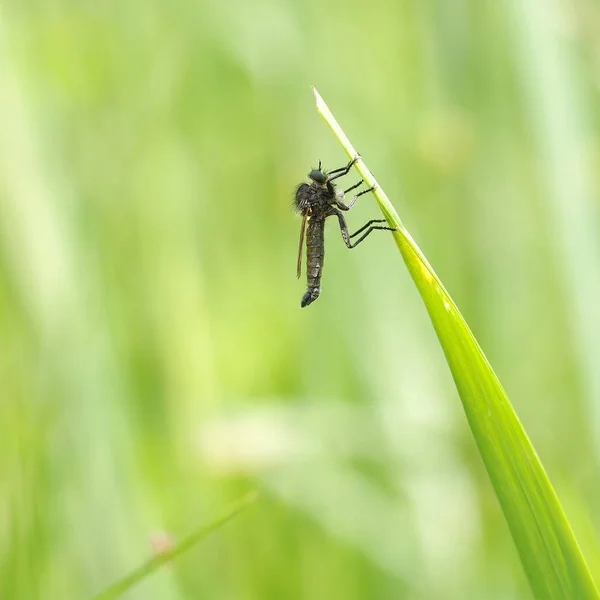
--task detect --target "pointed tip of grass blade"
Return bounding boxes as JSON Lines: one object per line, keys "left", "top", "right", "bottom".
{"left": 310, "top": 88, "right": 402, "bottom": 228}
{"left": 311, "top": 85, "right": 321, "bottom": 106}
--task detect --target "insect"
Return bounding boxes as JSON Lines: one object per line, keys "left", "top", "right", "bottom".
{"left": 294, "top": 156, "right": 396, "bottom": 308}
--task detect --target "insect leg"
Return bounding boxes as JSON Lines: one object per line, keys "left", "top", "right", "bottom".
{"left": 336, "top": 186, "right": 375, "bottom": 211}
{"left": 327, "top": 158, "right": 357, "bottom": 176}
{"left": 333, "top": 209, "right": 395, "bottom": 249}
{"left": 348, "top": 224, "right": 396, "bottom": 248}
{"left": 343, "top": 180, "right": 364, "bottom": 194}
{"left": 350, "top": 219, "right": 388, "bottom": 238}
{"left": 327, "top": 157, "right": 359, "bottom": 182}
{"left": 333, "top": 209, "right": 353, "bottom": 248}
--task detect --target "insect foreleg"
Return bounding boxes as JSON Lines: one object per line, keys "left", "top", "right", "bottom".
{"left": 327, "top": 156, "right": 359, "bottom": 182}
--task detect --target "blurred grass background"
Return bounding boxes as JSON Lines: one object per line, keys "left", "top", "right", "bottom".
{"left": 2, "top": 0, "right": 600, "bottom": 598}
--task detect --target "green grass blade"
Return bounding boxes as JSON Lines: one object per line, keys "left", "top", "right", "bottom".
{"left": 312, "top": 86, "right": 599, "bottom": 599}
{"left": 91, "top": 491, "right": 259, "bottom": 600}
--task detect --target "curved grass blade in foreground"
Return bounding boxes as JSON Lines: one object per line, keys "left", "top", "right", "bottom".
{"left": 91, "top": 491, "right": 259, "bottom": 600}
{"left": 312, "top": 87, "right": 599, "bottom": 599}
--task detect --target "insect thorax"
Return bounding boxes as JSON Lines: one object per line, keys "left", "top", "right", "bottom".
{"left": 295, "top": 181, "right": 339, "bottom": 214}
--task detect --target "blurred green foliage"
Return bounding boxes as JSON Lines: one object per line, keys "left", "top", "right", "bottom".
{"left": 2, "top": 0, "right": 600, "bottom": 598}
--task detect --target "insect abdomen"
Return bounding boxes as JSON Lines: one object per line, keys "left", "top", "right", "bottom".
{"left": 301, "top": 217, "right": 325, "bottom": 308}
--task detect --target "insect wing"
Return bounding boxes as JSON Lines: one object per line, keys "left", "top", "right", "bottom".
{"left": 296, "top": 213, "right": 308, "bottom": 279}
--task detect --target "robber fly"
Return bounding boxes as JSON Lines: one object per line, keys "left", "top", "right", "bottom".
{"left": 294, "top": 156, "right": 396, "bottom": 307}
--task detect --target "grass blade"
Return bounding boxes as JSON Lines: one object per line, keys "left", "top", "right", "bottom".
{"left": 91, "top": 491, "right": 259, "bottom": 600}
{"left": 312, "top": 86, "right": 599, "bottom": 599}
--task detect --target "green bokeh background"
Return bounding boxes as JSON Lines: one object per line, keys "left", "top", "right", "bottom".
{"left": 2, "top": 1, "right": 600, "bottom": 598}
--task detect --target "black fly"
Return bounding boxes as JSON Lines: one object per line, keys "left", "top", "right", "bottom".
{"left": 294, "top": 156, "right": 396, "bottom": 308}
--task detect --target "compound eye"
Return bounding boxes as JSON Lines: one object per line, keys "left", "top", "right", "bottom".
{"left": 309, "top": 170, "right": 326, "bottom": 184}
